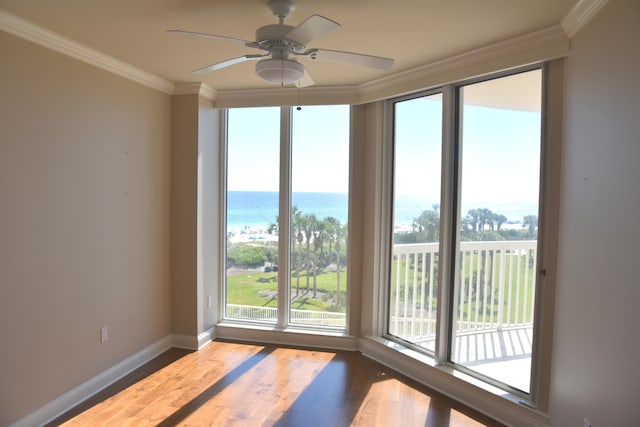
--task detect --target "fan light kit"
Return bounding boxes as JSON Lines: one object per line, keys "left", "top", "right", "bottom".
{"left": 256, "top": 59, "right": 304, "bottom": 85}
{"left": 168, "top": 0, "right": 394, "bottom": 86}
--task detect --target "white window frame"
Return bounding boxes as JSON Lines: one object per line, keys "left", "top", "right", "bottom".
{"left": 379, "top": 64, "right": 554, "bottom": 407}
{"left": 216, "top": 106, "right": 355, "bottom": 342}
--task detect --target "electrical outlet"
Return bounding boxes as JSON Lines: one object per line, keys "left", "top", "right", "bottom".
{"left": 100, "top": 326, "right": 108, "bottom": 343}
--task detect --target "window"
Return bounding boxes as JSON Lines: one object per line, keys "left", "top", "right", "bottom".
{"left": 452, "top": 71, "right": 541, "bottom": 393}
{"left": 225, "top": 105, "right": 350, "bottom": 330}
{"left": 386, "top": 68, "right": 543, "bottom": 395}
{"left": 389, "top": 92, "right": 443, "bottom": 352}
{"left": 225, "top": 107, "right": 280, "bottom": 323}
{"left": 290, "top": 106, "right": 350, "bottom": 328}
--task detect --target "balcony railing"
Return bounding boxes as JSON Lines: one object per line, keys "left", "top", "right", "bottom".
{"left": 390, "top": 240, "right": 537, "bottom": 348}
{"left": 226, "top": 240, "right": 536, "bottom": 356}
{"left": 226, "top": 304, "right": 346, "bottom": 327}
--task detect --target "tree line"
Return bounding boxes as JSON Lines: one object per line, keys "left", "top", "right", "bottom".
{"left": 284, "top": 207, "right": 347, "bottom": 302}
{"left": 397, "top": 204, "right": 538, "bottom": 244}
{"left": 226, "top": 207, "right": 348, "bottom": 306}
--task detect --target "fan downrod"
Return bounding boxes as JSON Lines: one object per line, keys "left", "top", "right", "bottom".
{"left": 268, "top": 0, "right": 296, "bottom": 22}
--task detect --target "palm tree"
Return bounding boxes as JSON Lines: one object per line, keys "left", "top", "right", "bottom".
{"left": 291, "top": 207, "right": 303, "bottom": 296}
{"left": 523, "top": 215, "right": 538, "bottom": 238}
{"left": 300, "top": 213, "right": 317, "bottom": 292}
{"left": 333, "top": 222, "right": 346, "bottom": 307}
{"left": 412, "top": 205, "right": 440, "bottom": 242}
{"left": 296, "top": 229, "right": 304, "bottom": 295}
{"left": 467, "top": 209, "right": 480, "bottom": 232}
{"left": 311, "top": 220, "right": 326, "bottom": 297}
{"left": 478, "top": 208, "right": 493, "bottom": 232}
{"left": 324, "top": 216, "right": 340, "bottom": 255}
{"left": 494, "top": 214, "right": 507, "bottom": 231}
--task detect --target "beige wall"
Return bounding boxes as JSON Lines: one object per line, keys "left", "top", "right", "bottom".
{"left": 0, "top": 32, "right": 172, "bottom": 425}
{"left": 170, "top": 94, "right": 199, "bottom": 336}
{"left": 170, "top": 93, "right": 222, "bottom": 338}
{"left": 3, "top": 1, "right": 640, "bottom": 424}
{"left": 197, "top": 96, "right": 222, "bottom": 332}
{"left": 550, "top": 1, "right": 640, "bottom": 425}
{"left": 353, "top": 101, "right": 386, "bottom": 337}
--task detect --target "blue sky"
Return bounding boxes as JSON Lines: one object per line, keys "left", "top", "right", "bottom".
{"left": 227, "top": 105, "right": 350, "bottom": 193}
{"left": 227, "top": 85, "right": 541, "bottom": 218}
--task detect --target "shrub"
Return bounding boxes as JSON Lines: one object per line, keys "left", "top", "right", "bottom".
{"left": 227, "top": 246, "right": 266, "bottom": 268}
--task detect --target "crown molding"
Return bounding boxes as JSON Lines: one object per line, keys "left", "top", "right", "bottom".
{"left": 2, "top": 5, "right": 583, "bottom": 106}
{"left": 357, "top": 25, "right": 570, "bottom": 104}
{"left": 213, "top": 85, "right": 358, "bottom": 108}
{"left": 198, "top": 83, "right": 217, "bottom": 101}
{"left": 0, "top": 8, "right": 175, "bottom": 94}
{"left": 561, "top": 0, "right": 610, "bottom": 38}
{"left": 213, "top": 25, "right": 569, "bottom": 107}
{"left": 174, "top": 82, "right": 217, "bottom": 100}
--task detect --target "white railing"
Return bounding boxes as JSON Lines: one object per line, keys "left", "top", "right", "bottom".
{"left": 391, "top": 243, "right": 439, "bottom": 342}
{"left": 226, "top": 304, "right": 346, "bottom": 327}
{"left": 226, "top": 304, "right": 277, "bottom": 321}
{"left": 390, "top": 240, "right": 537, "bottom": 345}
{"left": 226, "top": 240, "right": 536, "bottom": 339}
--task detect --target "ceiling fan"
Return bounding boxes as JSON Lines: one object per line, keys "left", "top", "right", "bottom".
{"left": 168, "top": 0, "right": 394, "bottom": 86}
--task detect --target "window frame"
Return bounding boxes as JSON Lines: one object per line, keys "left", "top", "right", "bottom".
{"left": 220, "top": 105, "right": 351, "bottom": 334}
{"left": 382, "top": 87, "right": 445, "bottom": 356}
{"left": 381, "top": 64, "right": 549, "bottom": 403}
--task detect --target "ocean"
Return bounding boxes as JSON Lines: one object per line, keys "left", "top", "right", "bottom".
{"left": 227, "top": 191, "right": 537, "bottom": 234}
{"left": 228, "top": 191, "right": 348, "bottom": 233}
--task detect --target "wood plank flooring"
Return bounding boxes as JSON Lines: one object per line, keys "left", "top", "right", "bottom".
{"left": 47, "top": 340, "right": 504, "bottom": 426}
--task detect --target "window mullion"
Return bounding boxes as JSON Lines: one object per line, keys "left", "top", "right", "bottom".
{"left": 219, "top": 109, "right": 229, "bottom": 323}
{"left": 278, "top": 106, "right": 292, "bottom": 328}
{"left": 435, "top": 84, "right": 458, "bottom": 364}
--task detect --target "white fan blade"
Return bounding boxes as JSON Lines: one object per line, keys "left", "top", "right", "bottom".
{"left": 193, "top": 55, "right": 264, "bottom": 74}
{"left": 307, "top": 48, "right": 394, "bottom": 70}
{"left": 298, "top": 69, "right": 315, "bottom": 87}
{"left": 285, "top": 15, "right": 340, "bottom": 46}
{"left": 167, "top": 29, "right": 259, "bottom": 49}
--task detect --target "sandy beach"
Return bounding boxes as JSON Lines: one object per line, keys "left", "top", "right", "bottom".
{"left": 228, "top": 228, "right": 278, "bottom": 244}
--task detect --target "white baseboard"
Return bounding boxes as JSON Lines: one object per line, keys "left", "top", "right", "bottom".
{"left": 10, "top": 336, "right": 174, "bottom": 427}
{"left": 10, "top": 330, "right": 217, "bottom": 427}
{"left": 171, "top": 327, "right": 215, "bottom": 350}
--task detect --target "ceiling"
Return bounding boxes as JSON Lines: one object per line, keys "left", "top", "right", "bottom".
{"left": 0, "top": 0, "right": 580, "bottom": 91}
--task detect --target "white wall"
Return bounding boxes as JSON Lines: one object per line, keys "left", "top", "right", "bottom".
{"left": 0, "top": 32, "right": 172, "bottom": 425}
{"left": 551, "top": 1, "right": 640, "bottom": 425}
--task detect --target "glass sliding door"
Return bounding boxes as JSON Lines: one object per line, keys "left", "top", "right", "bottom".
{"left": 451, "top": 70, "right": 542, "bottom": 393}
{"left": 290, "top": 105, "right": 350, "bottom": 328}
{"left": 225, "top": 107, "right": 280, "bottom": 323}
{"left": 385, "top": 68, "right": 545, "bottom": 397}
{"left": 388, "top": 93, "right": 443, "bottom": 351}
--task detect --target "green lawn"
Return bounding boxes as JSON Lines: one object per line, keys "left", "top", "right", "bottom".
{"left": 226, "top": 269, "right": 347, "bottom": 312}
{"left": 390, "top": 251, "right": 536, "bottom": 324}
{"left": 227, "top": 249, "right": 535, "bottom": 324}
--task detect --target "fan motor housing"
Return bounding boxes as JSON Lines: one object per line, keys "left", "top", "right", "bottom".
{"left": 256, "top": 25, "right": 303, "bottom": 55}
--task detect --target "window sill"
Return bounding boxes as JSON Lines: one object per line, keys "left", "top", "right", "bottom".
{"left": 213, "top": 321, "right": 358, "bottom": 351}
{"left": 358, "top": 336, "right": 549, "bottom": 427}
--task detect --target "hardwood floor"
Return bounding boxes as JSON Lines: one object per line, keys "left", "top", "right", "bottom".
{"left": 47, "top": 340, "right": 504, "bottom": 426}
